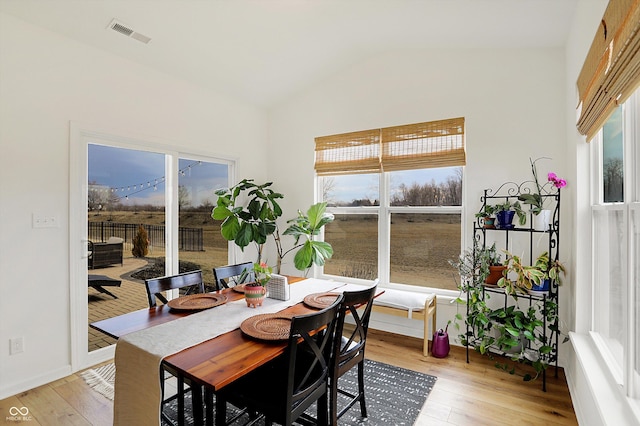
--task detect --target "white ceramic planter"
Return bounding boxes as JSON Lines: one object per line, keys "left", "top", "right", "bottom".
{"left": 533, "top": 209, "right": 551, "bottom": 231}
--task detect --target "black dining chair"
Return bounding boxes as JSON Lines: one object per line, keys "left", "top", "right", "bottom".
{"left": 329, "top": 281, "right": 378, "bottom": 424}
{"left": 212, "top": 262, "right": 254, "bottom": 291}
{"left": 214, "top": 294, "right": 344, "bottom": 426}
{"left": 144, "top": 269, "right": 205, "bottom": 308}
{"left": 144, "top": 270, "right": 206, "bottom": 426}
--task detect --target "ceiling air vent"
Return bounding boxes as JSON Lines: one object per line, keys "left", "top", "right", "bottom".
{"left": 107, "top": 19, "right": 151, "bottom": 44}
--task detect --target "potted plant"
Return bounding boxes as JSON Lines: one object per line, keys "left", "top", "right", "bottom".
{"left": 449, "top": 240, "right": 496, "bottom": 352}
{"left": 497, "top": 250, "right": 546, "bottom": 295}
{"left": 244, "top": 261, "right": 271, "bottom": 308}
{"left": 497, "top": 250, "right": 566, "bottom": 296}
{"left": 530, "top": 251, "right": 566, "bottom": 293}
{"left": 494, "top": 200, "right": 526, "bottom": 229}
{"left": 212, "top": 179, "right": 334, "bottom": 274}
{"left": 475, "top": 204, "right": 497, "bottom": 229}
{"left": 482, "top": 243, "right": 506, "bottom": 286}
{"left": 212, "top": 179, "right": 284, "bottom": 263}
{"left": 518, "top": 157, "right": 567, "bottom": 231}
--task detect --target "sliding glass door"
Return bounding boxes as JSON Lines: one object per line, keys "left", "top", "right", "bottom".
{"left": 72, "top": 123, "right": 233, "bottom": 367}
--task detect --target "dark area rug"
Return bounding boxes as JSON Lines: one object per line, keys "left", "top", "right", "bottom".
{"left": 162, "top": 359, "right": 437, "bottom": 425}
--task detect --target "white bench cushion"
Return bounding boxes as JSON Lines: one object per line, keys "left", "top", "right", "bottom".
{"left": 373, "top": 288, "right": 435, "bottom": 311}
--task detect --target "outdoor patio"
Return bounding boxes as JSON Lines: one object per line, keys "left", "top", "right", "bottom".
{"left": 88, "top": 257, "right": 150, "bottom": 351}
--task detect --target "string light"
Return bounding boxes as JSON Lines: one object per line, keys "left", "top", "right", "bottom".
{"left": 93, "top": 160, "right": 202, "bottom": 201}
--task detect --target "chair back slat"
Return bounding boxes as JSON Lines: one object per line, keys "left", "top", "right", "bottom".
{"left": 144, "top": 270, "right": 205, "bottom": 308}
{"left": 212, "top": 262, "right": 254, "bottom": 291}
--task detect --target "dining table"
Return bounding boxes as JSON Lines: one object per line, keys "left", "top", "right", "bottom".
{"left": 90, "top": 276, "right": 371, "bottom": 426}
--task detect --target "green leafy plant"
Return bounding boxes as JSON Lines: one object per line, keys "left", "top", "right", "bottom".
{"left": 282, "top": 202, "right": 334, "bottom": 275}
{"left": 498, "top": 250, "right": 566, "bottom": 295}
{"left": 490, "top": 303, "right": 558, "bottom": 382}
{"left": 494, "top": 199, "right": 527, "bottom": 226}
{"left": 498, "top": 250, "right": 546, "bottom": 295}
{"left": 449, "top": 240, "right": 497, "bottom": 350}
{"left": 252, "top": 261, "right": 272, "bottom": 286}
{"left": 534, "top": 251, "right": 567, "bottom": 285}
{"left": 475, "top": 203, "right": 497, "bottom": 219}
{"left": 212, "top": 180, "right": 334, "bottom": 274}
{"left": 211, "top": 179, "right": 284, "bottom": 263}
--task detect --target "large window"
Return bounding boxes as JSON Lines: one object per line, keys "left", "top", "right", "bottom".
{"left": 316, "top": 118, "right": 464, "bottom": 291}
{"left": 591, "top": 90, "right": 639, "bottom": 398}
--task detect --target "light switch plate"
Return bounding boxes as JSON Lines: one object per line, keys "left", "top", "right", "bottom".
{"left": 33, "top": 213, "right": 59, "bottom": 228}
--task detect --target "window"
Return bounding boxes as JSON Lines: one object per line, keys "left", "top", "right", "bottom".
{"left": 316, "top": 118, "right": 464, "bottom": 291}
{"left": 591, "top": 90, "right": 639, "bottom": 398}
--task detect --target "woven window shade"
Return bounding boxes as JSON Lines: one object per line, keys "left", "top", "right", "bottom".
{"left": 314, "top": 129, "right": 381, "bottom": 176}
{"left": 381, "top": 117, "right": 466, "bottom": 171}
{"left": 577, "top": 0, "right": 640, "bottom": 141}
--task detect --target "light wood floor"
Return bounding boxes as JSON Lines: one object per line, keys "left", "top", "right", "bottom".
{"left": 0, "top": 329, "right": 577, "bottom": 425}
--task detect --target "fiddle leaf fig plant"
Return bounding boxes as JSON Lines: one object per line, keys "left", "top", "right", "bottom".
{"left": 212, "top": 179, "right": 284, "bottom": 262}
{"left": 212, "top": 180, "right": 334, "bottom": 275}
{"left": 282, "top": 202, "right": 334, "bottom": 275}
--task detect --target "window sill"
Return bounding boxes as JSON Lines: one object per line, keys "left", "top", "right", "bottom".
{"left": 569, "top": 332, "right": 639, "bottom": 425}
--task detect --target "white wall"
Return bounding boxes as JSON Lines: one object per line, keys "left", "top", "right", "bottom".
{"left": 0, "top": 13, "right": 268, "bottom": 399}
{"left": 267, "top": 47, "right": 570, "bottom": 341}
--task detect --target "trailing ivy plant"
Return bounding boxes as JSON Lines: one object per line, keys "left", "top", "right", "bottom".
{"left": 449, "top": 239, "right": 496, "bottom": 352}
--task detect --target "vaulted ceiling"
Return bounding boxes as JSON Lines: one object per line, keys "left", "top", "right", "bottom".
{"left": 0, "top": 0, "right": 579, "bottom": 108}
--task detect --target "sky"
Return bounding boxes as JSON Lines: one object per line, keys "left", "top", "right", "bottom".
{"left": 327, "top": 167, "right": 460, "bottom": 204}
{"left": 88, "top": 144, "right": 460, "bottom": 207}
{"left": 88, "top": 144, "right": 228, "bottom": 207}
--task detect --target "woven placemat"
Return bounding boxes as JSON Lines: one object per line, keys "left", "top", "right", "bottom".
{"left": 303, "top": 292, "right": 339, "bottom": 309}
{"left": 240, "top": 313, "right": 293, "bottom": 340}
{"left": 167, "top": 293, "right": 227, "bottom": 311}
{"left": 232, "top": 283, "right": 248, "bottom": 293}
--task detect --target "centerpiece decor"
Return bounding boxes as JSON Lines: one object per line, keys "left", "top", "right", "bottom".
{"left": 244, "top": 262, "right": 272, "bottom": 308}
{"left": 518, "top": 157, "right": 567, "bottom": 231}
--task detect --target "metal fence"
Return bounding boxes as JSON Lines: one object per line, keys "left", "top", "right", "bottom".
{"left": 88, "top": 222, "right": 203, "bottom": 251}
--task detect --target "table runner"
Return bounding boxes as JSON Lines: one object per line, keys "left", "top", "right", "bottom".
{"left": 113, "top": 278, "right": 342, "bottom": 426}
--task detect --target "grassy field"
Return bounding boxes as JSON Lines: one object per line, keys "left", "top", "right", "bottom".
{"left": 89, "top": 210, "right": 460, "bottom": 290}
{"left": 325, "top": 213, "right": 460, "bottom": 290}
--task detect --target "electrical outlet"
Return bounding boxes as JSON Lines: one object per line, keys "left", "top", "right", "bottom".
{"left": 10, "top": 337, "right": 24, "bottom": 355}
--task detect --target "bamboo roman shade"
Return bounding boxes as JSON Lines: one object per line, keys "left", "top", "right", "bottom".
{"left": 315, "top": 117, "right": 465, "bottom": 175}
{"left": 314, "top": 129, "right": 381, "bottom": 175}
{"left": 381, "top": 117, "right": 465, "bottom": 171}
{"left": 576, "top": 0, "right": 640, "bottom": 141}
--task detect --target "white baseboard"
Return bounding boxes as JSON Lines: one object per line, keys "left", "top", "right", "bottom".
{"left": 0, "top": 365, "right": 72, "bottom": 401}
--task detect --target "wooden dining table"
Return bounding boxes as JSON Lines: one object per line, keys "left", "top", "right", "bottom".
{"left": 90, "top": 276, "right": 362, "bottom": 426}
{"left": 89, "top": 276, "right": 306, "bottom": 339}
